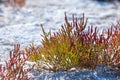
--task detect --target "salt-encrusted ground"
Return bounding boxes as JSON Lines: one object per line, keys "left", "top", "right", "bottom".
{"left": 0, "top": 0, "right": 120, "bottom": 80}
{"left": 29, "top": 64, "right": 120, "bottom": 80}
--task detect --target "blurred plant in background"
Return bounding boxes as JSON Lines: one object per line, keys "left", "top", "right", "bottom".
{"left": 0, "top": 44, "right": 33, "bottom": 80}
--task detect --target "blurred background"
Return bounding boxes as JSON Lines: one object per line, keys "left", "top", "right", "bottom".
{"left": 0, "top": 0, "right": 120, "bottom": 60}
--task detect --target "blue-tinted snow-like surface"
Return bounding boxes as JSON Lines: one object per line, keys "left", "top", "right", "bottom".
{"left": 30, "top": 64, "right": 120, "bottom": 80}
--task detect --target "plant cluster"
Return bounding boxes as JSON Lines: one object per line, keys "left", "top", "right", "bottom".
{"left": 28, "top": 13, "right": 120, "bottom": 72}
{"left": 0, "top": 13, "right": 119, "bottom": 78}
{"left": 0, "top": 44, "right": 33, "bottom": 80}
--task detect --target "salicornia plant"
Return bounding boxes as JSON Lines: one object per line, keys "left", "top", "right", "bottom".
{"left": 28, "top": 13, "right": 120, "bottom": 71}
